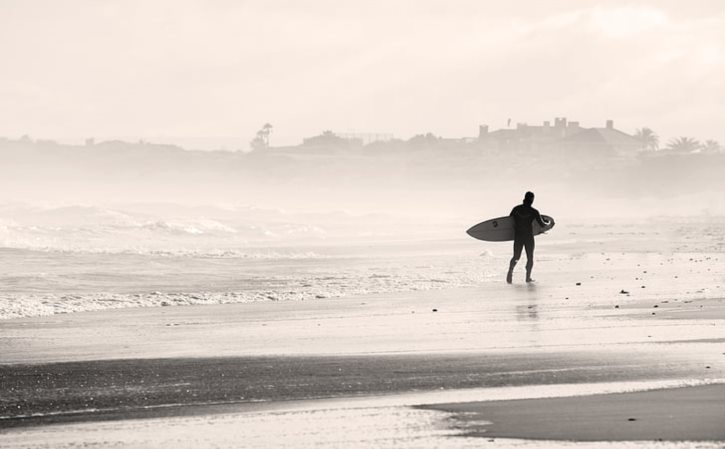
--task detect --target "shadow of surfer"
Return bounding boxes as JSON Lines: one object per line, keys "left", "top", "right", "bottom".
{"left": 507, "top": 191, "right": 550, "bottom": 284}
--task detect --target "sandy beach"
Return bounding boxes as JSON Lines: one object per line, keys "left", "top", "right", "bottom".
{"left": 2, "top": 243, "right": 725, "bottom": 447}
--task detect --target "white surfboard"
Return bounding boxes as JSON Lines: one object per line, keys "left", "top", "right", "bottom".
{"left": 466, "top": 215, "right": 555, "bottom": 242}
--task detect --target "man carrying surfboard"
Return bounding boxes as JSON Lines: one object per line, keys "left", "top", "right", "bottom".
{"left": 507, "top": 191, "right": 549, "bottom": 284}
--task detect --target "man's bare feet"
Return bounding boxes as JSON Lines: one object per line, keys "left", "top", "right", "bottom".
{"left": 506, "top": 271, "right": 513, "bottom": 284}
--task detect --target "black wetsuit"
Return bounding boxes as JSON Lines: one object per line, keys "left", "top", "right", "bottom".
{"left": 509, "top": 204, "right": 546, "bottom": 276}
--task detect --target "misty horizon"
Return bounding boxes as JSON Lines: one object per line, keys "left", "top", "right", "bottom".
{"left": 2, "top": 126, "right": 724, "bottom": 221}
{"left": 3, "top": 115, "right": 720, "bottom": 153}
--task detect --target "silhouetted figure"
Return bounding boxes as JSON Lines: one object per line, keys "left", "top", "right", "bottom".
{"left": 507, "top": 191, "right": 548, "bottom": 284}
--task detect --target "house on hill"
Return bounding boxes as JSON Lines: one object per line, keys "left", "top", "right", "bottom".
{"left": 478, "top": 118, "right": 642, "bottom": 156}
{"left": 479, "top": 117, "right": 581, "bottom": 151}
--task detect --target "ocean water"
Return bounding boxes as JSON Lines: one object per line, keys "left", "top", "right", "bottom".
{"left": 0, "top": 244, "right": 498, "bottom": 319}
{"left": 0, "top": 203, "right": 501, "bottom": 319}
{"left": 2, "top": 203, "right": 724, "bottom": 320}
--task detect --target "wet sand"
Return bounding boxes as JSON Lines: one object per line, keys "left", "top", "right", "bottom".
{"left": 423, "top": 383, "right": 725, "bottom": 441}
{"left": 3, "top": 350, "right": 720, "bottom": 429}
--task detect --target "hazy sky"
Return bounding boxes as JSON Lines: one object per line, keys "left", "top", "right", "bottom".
{"left": 2, "top": 0, "right": 724, "bottom": 149}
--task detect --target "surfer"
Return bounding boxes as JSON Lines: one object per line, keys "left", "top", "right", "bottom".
{"left": 507, "top": 191, "right": 549, "bottom": 284}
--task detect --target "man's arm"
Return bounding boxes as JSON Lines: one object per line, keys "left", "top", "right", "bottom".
{"left": 534, "top": 209, "right": 548, "bottom": 227}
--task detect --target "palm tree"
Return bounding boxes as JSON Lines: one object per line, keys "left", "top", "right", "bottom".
{"left": 634, "top": 127, "right": 659, "bottom": 151}
{"left": 665, "top": 137, "right": 701, "bottom": 153}
{"left": 702, "top": 139, "right": 721, "bottom": 154}
{"left": 261, "top": 123, "right": 273, "bottom": 147}
{"left": 249, "top": 123, "right": 273, "bottom": 151}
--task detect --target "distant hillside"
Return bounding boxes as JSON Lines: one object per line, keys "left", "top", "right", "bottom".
{"left": 1, "top": 138, "right": 724, "bottom": 216}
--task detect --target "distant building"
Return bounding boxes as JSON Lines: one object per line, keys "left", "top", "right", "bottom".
{"left": 478, "top": 117, "right": 641, "bottom": 155}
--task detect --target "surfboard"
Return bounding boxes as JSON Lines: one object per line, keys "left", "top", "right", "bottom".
{"left": 466, "top": 215, "right": 555, "bottom": 242}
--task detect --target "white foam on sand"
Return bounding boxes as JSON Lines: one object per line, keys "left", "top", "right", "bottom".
{"left": 0, "top": 245, "right": 494, "bottom": 320}
{"left": 0, "top": 266, "right": 491, "bottom": 320}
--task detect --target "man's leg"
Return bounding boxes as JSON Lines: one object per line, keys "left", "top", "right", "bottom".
{"left": 524, "top": 237, "right": 535, "bottom": 282}
{"left": 508, "top": 238, "right": 523, "bottom": 284}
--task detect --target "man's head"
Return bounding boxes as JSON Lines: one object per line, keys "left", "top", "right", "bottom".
{"left": 523, "top": 191, "right": 535, "bottom": 206}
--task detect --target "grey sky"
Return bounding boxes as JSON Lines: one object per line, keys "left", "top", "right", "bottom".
{"left": 2, "top": 0, "right": 724, "bottom": 149}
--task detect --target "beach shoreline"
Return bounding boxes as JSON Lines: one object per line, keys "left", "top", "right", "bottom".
{"left": 1, "top": 249, "right": 724, "bottom": 446}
